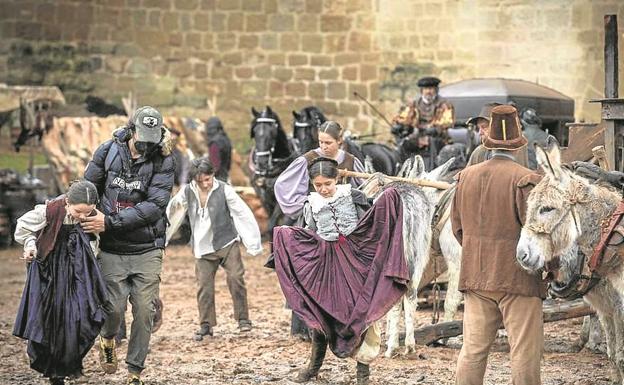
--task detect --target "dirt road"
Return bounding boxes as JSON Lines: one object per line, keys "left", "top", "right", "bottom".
{"left": 0, "top": 244, "right": 611, "bottom": 384}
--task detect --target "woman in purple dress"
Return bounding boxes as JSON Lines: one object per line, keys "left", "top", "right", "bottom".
{"left": 274, "top": 121, "right": 365, "bottom": 340}
{"left": 273, "top": 158, "right": 409, "bottom": 385}
{"left": 13, "top": 180, "right": 108, "bottom": 385}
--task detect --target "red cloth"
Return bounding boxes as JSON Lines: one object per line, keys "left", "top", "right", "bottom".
{"left": 273, "top": 188, "right": 409, "bottom": 358}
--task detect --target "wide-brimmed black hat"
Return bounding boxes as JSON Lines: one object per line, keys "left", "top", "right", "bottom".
{"left": 417, "top": 76, "right": 441, "bottom": 88}
{"left": 466, "top": 102, "right": 503, "bottom": 126}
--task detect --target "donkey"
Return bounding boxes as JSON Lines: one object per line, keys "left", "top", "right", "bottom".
{"left": 516, "top": 141, "right": 624, "bottom": 383}
{"left": 359, "top": 156, "right": 460, "bottom": 356}
{"left": 249, "top": 106, "right": 296, "bottom": 236}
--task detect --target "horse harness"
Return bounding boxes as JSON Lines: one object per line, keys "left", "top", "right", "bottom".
{"left": 529, "top": 181, "right": 624, "bottom": 298}
{"left": 252, "top": 117, "right": 293, "bottom": 184}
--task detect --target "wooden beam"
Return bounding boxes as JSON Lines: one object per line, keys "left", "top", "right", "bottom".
{"left": 605, "top": 15, "right": 619, "bottom": 99}
{"left": 338, "top": 169, "right": 452, "bottom": 190}
{"left": 409, "top": 298, "right": 594, "bottom": 346}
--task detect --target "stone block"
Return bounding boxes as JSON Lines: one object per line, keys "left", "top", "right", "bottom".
{"left": 301, "top": 34, "right": 322, "bottom": 53}
{"left": 235, "top": 67, "right": 253, "bottom": 79}
{"left": 320, "top": 15, "right": 351, "bottom": 32}
{"left": 200, "top": 0, "right": 215, "bottom": 10}
{"left": 179, "top": 12, "right": 192, "bottom": 31}
{"left": 210, "top": 12, "right": 226, "bottom": 31}
{"left": 193, "top": 12, "right": 211, "bottom": 31}
{"left": 169, "top": 60, "right": 193, "bottom": 77}
{"left": 211, "top": 64, "right": 233, "bottom": 79}
{"left": 202, "top": 33, "right": 214, "bottom": 49}
{"left": 294, "top": 68, "right": 315, "bottom": 81}
{"left": 223, "top": 80, "right": 241, "bottom": 99}
{"left": 174, "top": 0, "right": 199, "bottom": 10}
{"left": 162, "top": 11, "right": 179, "bottom": 30}
{"left": 317, "top": 101, "right": 337, "bottom": 115}
{"left": 265, "top": 0, "right": 278, "bottom": 13}
{"left": 217, "top": 0, "right": 241, "bottom": 10}
{"left": 296, "top": 14, "right": 319, "bottom": 33}
{"left": 318, "top": 68, "right": 339, "bottom": 80}
{"left": 342, "top": 66, "right": 357, "bottom": 81}
{"left": 269, "top": 14, "right": 294, "bottom": 31}
{"left": 273, "top": 67, "right": 293, "bottom": 82}
{"left": 241, "top": 0, "right": 262, "bottom": 12}
{"left": 267, "top": 53, "right": 285, "bottom": 65}
{"left": 194, "top": 63, "right": 208, "bottom": 78}
{"left": 136, "top": 30, "right": 168, "bottom": 49}
{"left": 348, "top": 83, "right": 367, "bottom": 100}
{"left": 126, "top": 57, "right": 151, "bottom": 74}
{"left": 305, "top": 0, "right": 322, "bottom": 13}
{"left": 355, "top": 14, "right": 374, "bottom": 30}
{"left": 215, "top": 32, "right": 237, "bottom": 51}
{"left": 35, "top": 3, "right": 56, "bottom": 22}
{"left": 242, "top": 81, "right": 267, "bottom": 97}
{"left": 334, "top": 53, "right": 360, "bottom": 66}
{"left": 280, "top": 33, "right": 300, "bottom": 51}
{"left": 105, "top": 57, "right": 128, "bottom": 74}
{"left": 288, "top": 54, "right": 307, "bottom": 66}
{"left": 362, "top": 52, "right": 380, "bottom": 63}
{"left": 147, "top": 9, "right": 162, "bottom": 27}
{"left": 268, "top": 80, "right": 284, "bottom": 97}
{"left": 368, "top": 82, "right": 379, "bottom": 100}
{"left": 15, "top": 22, "right": 42, "bottom": 40}
{"left": 260, "top": 33, "right": 278, "bottom": 50}
{"left": 348, "top": 31, "right": 371, "bottom": 52}
{"left": 308, "top": 83, "right": 325, "bottom": 99}
{"left": 144, "top": 0, "right": 172, "bottom": 9}
{"left": 246, "top": 14, "right": 267, "bottom": 32}
{"left": 227, "top": 12, "right": 244, "bottom": 31}
{"left": 327, "top": 82, "right": 346, "bottom": 99}
{"left": 339, "top": 101, "right": 359, "bottom": 116}
{"left": 174, "top": 92, "right": 207, "bottom": 108}
{"left": 437, "top": 50, "right": 453, "bottom": 61}
{"left": 254, "top": 64, "right": 272, "bottom": 79}
{"left": 360, "top": 64, "right": 377, "bottom": 81}
{"left": 185, "top": 32, "right": 201, "bottom": 49}
{"left": 310, "top": 55, "right": 332, "bottom": 67}
{"left": 238, "top": 34, "right": 259, "bottom": 49}
{"left": 278, "top": 0, "right": 306, "bottom": 12}
{"left": 222, "top": 52, "right": 242, "bottom": 65}
{"left": 153, "top": 60, "right": 169, "bottom": 76}
{"left": 324, "top": 34, "right": 346, "bottom": 53}
{"left": 286, "top": 82, "right": 306, "bottom": 97}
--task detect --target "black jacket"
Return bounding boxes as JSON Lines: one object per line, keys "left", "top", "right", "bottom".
{"left": 84, "top": 128, "right": 175, "bottom": 254}
{"left": 205, "top": 117, "right": 232, "bottom": 181}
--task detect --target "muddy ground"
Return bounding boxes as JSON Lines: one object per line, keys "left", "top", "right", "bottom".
{"left": 0, "top": 244, "right": 612, "bottom": 385}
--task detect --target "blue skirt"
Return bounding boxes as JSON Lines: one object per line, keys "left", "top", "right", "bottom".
{"left": 13, "top": 224, "right": 108, "bottom": 378}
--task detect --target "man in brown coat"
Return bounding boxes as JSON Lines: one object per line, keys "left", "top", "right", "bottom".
{"left": 451, "top": 105, "right": 545, "bottom": 385}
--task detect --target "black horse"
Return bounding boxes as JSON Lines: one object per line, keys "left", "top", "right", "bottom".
{"left": 250, "top": 106, "right": 295, "bottom": 236}
{"left": 291, "top": 106, "right": 326, "bottom": 155}
{"left": 292, "top": 106, "right": 400, "bottom": 175}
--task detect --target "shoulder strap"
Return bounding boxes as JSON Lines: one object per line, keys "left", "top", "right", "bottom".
{"left": 104, "top": 143, "right": 119, "bottom": 173}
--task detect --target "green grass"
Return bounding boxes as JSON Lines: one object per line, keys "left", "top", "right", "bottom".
{"left": 0, "top": 151, "right": 49, "bottom": 173}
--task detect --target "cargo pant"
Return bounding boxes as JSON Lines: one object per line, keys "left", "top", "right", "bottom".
{"left": 196, "top": 241, "right": 249, "bottom": 327}
{"left": 455, "top": 290, "right": 543, "bottom": 385}
{"left": 99, "top": 249, "right": 162, "bottom": 374}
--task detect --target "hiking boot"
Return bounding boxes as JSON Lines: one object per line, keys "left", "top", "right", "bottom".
{"left": 49, "top": 378, "right": 65, "bottom": 385}
{"left": 294, "top": 332, "right": 327, "bottom": 383}
{"left": 193, "top": 324, "right": 213, "bottom": 341}
{"left": 152, "top": 297, "right": 164, "bottom": 333}
{"left": 356, "top": 362, "right": 370, "bottom": 385}
{"left": 239, "top": 319, "right": 252, "bottom": 332}
{"left": 98, "top": 336, "right": 118, "bottom": 374}
{"left": 127, "top": 373, "right": 144, "bottom": 385}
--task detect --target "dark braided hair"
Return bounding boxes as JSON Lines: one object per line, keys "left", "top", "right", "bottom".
{"left": 67, "top": 180, "right": 98, "bottom": 205}
{"left": 308, "top": 157, "right": 339, "bottom": 180}
{"left": 318, "top": 121, "right": 343, "bottom": 141}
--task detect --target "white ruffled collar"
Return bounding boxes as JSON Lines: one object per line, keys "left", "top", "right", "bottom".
{"left": 308, "top": 184, "right": 352, "bottom": 213}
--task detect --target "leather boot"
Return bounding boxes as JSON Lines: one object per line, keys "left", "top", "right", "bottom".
{"left": 294, "top": 332, "right": 327, "bottom": 382}
{"left": 356, "top": 362, "right": 370, "bottom": 385}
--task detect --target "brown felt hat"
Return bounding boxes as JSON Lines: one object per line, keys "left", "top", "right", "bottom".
{"left": 483, "top": 105, "right": 527, "bottom": 151}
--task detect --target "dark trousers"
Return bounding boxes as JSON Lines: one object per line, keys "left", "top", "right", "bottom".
{"left": 196, "top": 242, "right": 249, "bottom": 326}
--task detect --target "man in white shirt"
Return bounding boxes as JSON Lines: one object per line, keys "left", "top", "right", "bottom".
{"left": 166, "top": 157, "right": 263, "bottom": 340}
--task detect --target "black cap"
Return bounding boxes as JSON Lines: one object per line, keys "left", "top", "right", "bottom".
{"left": 417, "top": 76, "right": 441, "bottom": 88}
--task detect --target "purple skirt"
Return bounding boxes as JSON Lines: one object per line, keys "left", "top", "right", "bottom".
{"left": 273, "top": 188, "right": 409, "bottom": 358}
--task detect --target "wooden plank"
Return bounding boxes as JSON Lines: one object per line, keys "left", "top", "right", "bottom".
{"left": 604, "top": 15, "right": 619, "bottom": 99}
{"left": 560, "top": 123, "right": 605, "bottom": 163}
{"left": 410, "top": 298, "right": 594, "bottom": 345}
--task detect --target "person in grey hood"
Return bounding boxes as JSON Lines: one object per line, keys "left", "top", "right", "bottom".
{"left": 205, "top": 117, "right": 232, "bottom": 182}
{"left": 520, "top": 108, "right": 550, "bottom": 170}
{"left": 82, "top": 106, "right": 174, "bottom": 385}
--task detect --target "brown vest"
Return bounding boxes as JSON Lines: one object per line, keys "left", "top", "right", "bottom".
{"left": 36, "top": 196, "right": 67, "bottom": 262}
{"left": 303, "top": 150, "right": 356, "bottom": 189}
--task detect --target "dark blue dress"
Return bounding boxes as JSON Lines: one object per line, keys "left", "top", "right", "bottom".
{"left": 13, "top": 224, "right": 108, "bottom": 378}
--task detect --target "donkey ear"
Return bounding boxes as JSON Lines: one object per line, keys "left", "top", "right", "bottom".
{"left": 427, "top": 157, "right": 455, "bottom": 181}
{"left": 251, "top": 107, "right": 260, "bottom": 117}
{"left": 536, "top": 141, "right": 563, "bottom": 180}
{"left": 409, "top": 155, "right": 426, "bottom": 179}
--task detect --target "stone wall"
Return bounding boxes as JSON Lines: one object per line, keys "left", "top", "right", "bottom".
{"left": 0, "top": 0, "right": 623, "bottom": 152}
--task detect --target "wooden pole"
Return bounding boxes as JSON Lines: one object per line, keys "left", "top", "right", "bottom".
{"left": 605, "top": 15, "right": 618, "bottom": 99}
{"left": 339, "top": 169, "right": 452, "bottom": 190}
